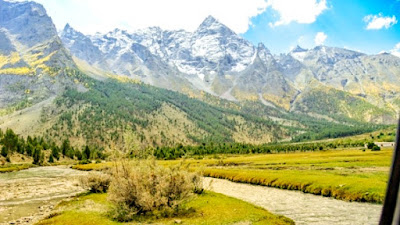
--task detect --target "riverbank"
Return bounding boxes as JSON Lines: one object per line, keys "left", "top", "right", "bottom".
{"left": 0, "top": 166, "right": 86, "bottom": 224}
{"left": 74, "top": 148, "right": 392, "bottom": 204}
{"left": 0, "top": 164, "right": 35, "bottom": 173}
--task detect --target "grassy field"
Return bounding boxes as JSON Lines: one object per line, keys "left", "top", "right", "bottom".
{"left": 74, "top": 148, "right": 393, "bottom": 203}
{"left": 37, "top": 192, "right": 293, "bottom": 225}
{"left": 0, "top": 164, "right": 35, "bottom": 173}
{"left": 202, "top": 148, "right": 392, "bottom": 203}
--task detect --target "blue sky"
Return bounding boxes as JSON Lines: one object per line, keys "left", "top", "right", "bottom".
{"left": 29, "top": 0, "right": 400, "bottom": 55}
{"left": 243, "top": 0, "right": 400, "bottom": 54}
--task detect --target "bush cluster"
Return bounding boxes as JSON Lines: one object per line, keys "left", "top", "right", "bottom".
{"left": 107, "top": 161, "right": 203, "bottom": 221}
{"left": 79, "top": 160, "right": 203, "bottom": 222}
{"left": 80, "top": 173, "right": 111, "bottom": 193}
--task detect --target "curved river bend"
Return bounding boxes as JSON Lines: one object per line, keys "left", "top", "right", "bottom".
{"left": 205, "top": 177, "right": 382, "bottom": 225}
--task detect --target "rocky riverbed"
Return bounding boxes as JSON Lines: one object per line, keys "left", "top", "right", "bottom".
{"left": 0, "top": 166, "right": 86, "bottom": 225}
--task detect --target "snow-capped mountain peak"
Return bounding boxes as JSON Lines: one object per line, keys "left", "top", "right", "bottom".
{"left": 195, "top": 15, "right": 235, "bottom": 37}
{"left": 291, "top": 45, "right": 307, "bottom": 53}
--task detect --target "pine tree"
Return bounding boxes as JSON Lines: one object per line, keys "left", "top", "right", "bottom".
{"left": 51, "top": 145, "right": 60, "bottom": 160}
{"left": 25, "top": 143, "right": 33, "bottom": 156}
{"left": 61, "top": 139, "right": 71, "bottom": 156}
{"left": 39, "top": 152, "right": 45, "bottom": 165}
{"left": 48, "top": 154, "right": 54, "bottom": 163}
{"left": 3, "top": 128, "right": 18, "bottom": 153}
{"left": 1, "top": 146, "right": 8, "bottom": 157}
{"left": 84, "top": 145, "right": 91, "bottom": 160}
{"left": 33, "top": 145, "right": 42, "bottom": 165}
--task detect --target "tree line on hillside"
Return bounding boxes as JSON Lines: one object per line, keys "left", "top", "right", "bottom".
{"left": 0, "top": 128, "right": 105, "bottom": 165}
{"left": 48, "top": 79, "right": 283, "bottom": 148}
{"left": 152, "top": 139, "right": 371, "bottom": 160}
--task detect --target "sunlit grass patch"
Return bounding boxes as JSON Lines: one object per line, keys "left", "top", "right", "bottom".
{"left": 72, "top": 162, "right": 113, "bottom": 171}
{"left": 37, "top": 192, "right": 293, "bottom": 225}
{"left": 0, "top": 164, "right": 35, "bottom": 173}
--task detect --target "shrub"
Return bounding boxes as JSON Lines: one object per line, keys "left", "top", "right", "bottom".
{"left": 80, "top": 172, "right": 111, "bottom": 193}
{"left": 107, "top": 160, "right": 203, "bottom": 221}
{"left": 79, "top": 159, "right": 90, "bottom": 164}
{"left": 367, "top": 142, "right": 375, "bottom": 149}
{"left": 372, "top": 145, "right": 381, "bottom": 151}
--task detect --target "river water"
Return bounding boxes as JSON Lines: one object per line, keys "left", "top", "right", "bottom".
{"left": 205, "top": 177, "right": 383, "bottom": 225}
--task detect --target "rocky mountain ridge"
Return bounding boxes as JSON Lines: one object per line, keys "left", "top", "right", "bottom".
{"left": 61, "top": 15, "right": 400, "bottom": 124}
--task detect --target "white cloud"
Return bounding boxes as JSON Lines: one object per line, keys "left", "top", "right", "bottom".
{"left": 364, "top": 14, "right": 397, "bottom": 30}
{"left": 314, "top": 32, "right": 327, "bottom": 45}
{"left": 31, "top": 0, "right": 268, "bottom": 34}
{"left": 267, "top": 0, "right": 328, "bottom": 27}
{"left": 390, "top": 43, "right": 400, "bottom": 58}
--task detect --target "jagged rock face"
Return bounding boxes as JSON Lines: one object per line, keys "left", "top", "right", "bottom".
{"left": 61, "top": 16, "right": 262, "bottom": 98}
{"left": 285, "top": 46, "right": 400, "bottom": 111}
{"left": 0, "top": 0, "right": 58, "bottom": 48}
{"left": 0, "top": 0, "right": 76, "bottom": 109}
{"left": 60, "top": 24, "right": 103, "bottom": 65}
{"left": 0, "top": 29, "right": 15, "bottom": 55}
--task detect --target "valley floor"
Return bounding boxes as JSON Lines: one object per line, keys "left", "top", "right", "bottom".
{"left": 0, "top": 166, "right": 293, "bottom": 225}
{"left": 1, "top": 147, "right": 392, "bottom": 224}
{"left": 75, "top": 147, "right": 393, "bottom": 203}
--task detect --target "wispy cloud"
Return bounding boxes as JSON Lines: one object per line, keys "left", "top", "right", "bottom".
{"left": 390, "top": 43, "right": 400, "bottom": 58}
{"left": 314, "top": 32, "right": 327, "bottom": 45}
{"left": 364, "top": 14, "right": 397, "bottom": 30}
{"left": 268, "top": 0, "right": 328, "bottom": 27}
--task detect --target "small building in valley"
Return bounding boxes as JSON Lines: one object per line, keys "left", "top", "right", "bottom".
{"left": 364, "top": 142, "right": 395, "bottom": 148}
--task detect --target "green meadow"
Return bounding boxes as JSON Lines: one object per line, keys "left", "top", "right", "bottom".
{"left": 75, "top": 147, "right": 393, "bottom": 203}
{"left": 37, "top": 192, "right": 293, "bottom": 225}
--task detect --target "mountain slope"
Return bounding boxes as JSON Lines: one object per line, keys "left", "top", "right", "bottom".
{"left": 44, "top": 78, "right": 289, "bottom": 150}
{"left": 61, "top": 17, "right": 400, "bottom": 124}
{"left": 0, "top": 0, "right": 77, "bottom": 116}
{"left": 0, "top": 1, "right": 295, "bottom": 150}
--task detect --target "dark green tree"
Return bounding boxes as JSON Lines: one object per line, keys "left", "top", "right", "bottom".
{"left": 84, "top": 145, "right": 91, "bottom": 160}
{"left": 25, "top": 143, "right": 33, "bottom": 156}
{"left": 2, "top": 128, "right": 18, "bottom": 153}
{"left": 61, "top": 139, "right": 71, "bottom": 156}
{"left": 51, "top": 145, "right": 60, "bottom": 160}
{"left": 48, "top": 154, "right": 54, "bottom": 163}
{"left": 33, "top": 145, "right": 42, "bottom": 165}
{"left": 1, "top": 146, "right": 8, "bottom": 157}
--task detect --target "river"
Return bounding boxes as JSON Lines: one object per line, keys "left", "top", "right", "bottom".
{"left": 205, "top": 177, "right": 382, "bottom": 225}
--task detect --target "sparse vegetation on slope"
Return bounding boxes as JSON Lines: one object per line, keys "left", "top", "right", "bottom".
{"left": 45, "top": 78, "right": 287, "bottom": 150}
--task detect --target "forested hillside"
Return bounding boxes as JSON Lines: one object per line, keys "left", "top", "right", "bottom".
{"left": 43, "top": 76, "right": 288, "bottom": 151}
{"left": 0, "top": 128, "right": 104, "bottom": 165}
